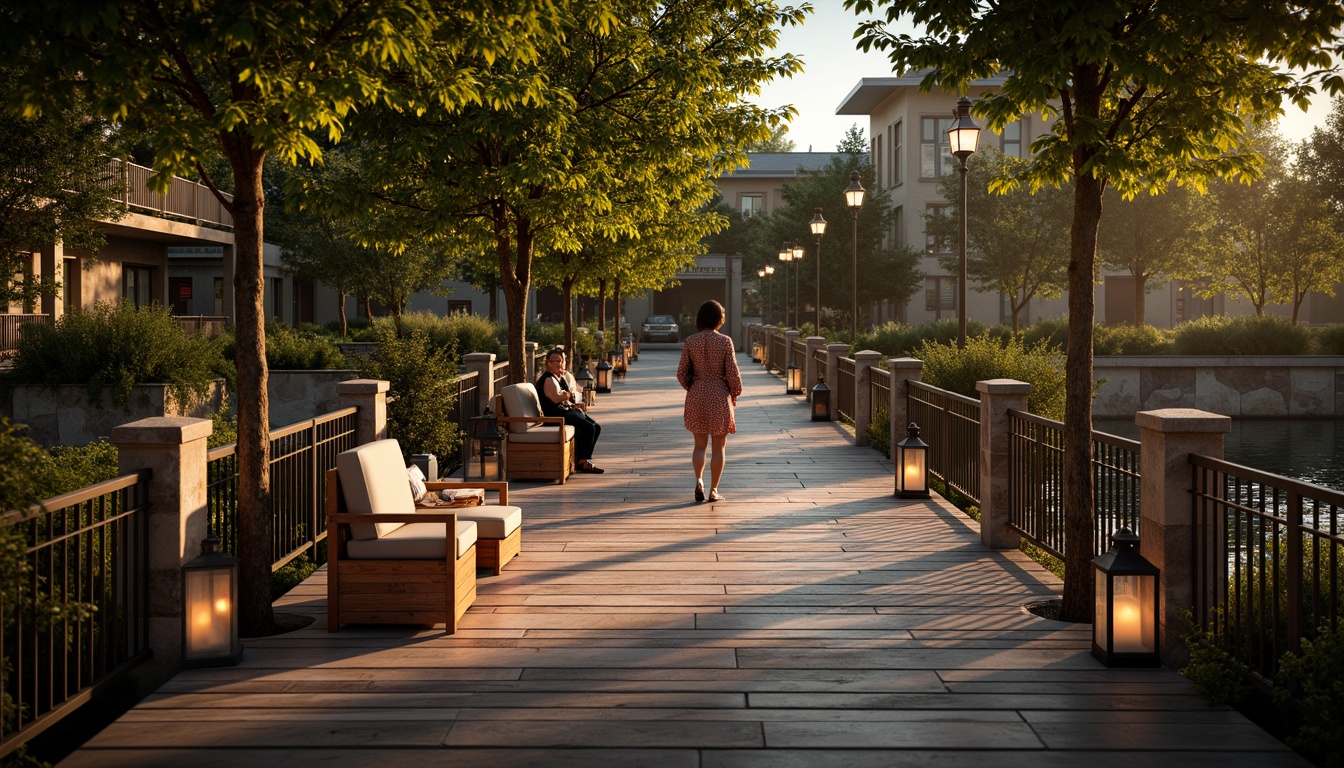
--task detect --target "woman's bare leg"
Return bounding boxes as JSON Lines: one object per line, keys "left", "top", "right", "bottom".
{"left": 692, "top": 433, "right": 709, "bottom": 489}
{"left": 708, "top": 434, "right": 728, "bottom": 495}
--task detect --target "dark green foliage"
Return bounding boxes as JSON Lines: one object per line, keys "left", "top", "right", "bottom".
{"left": 381, "top": 312, "right": 502, "bottom": 362}
{"left": 1172, "top": 315, "right": 1313, "bottom": 356}
{"left": 44, "top": 440, "right": 119, "bottom": 498}
{"left": 1021, "top": 318, "right": 1070, "bottom": 351}
{"left": 1181, "top": 623, "right": 1253, "bottom": 707}
{"left": 917, "top": 333, "right": 1068, "bottom": 420}
{"left": 327, "top": 317, "right": 376, "bottom": 342}
{"left": 270, "top": 556, "right": 318, "bottom": 601}
{"left": 220, "top": 322, "right": 346, "bottom": 370}
{"left": 9, "top": 302, "right": 232, "bottom": 410}
{"left": 868, "top": 406, "right": 891, "bottom": 459}
{"left": 1275, "top": 628, "right": 1344, "bottom": 766}
{"left": 1093, "top": 324, "right": 1173, "bottom": 355}
{"left": 856, "top": 320, "right": 994, "bottom": 357}
{"left": 1313, "top": 325, "right": 1344, "bottom": 355}
{"left": 356, "top": 326, "right": 462, "bottom": 464}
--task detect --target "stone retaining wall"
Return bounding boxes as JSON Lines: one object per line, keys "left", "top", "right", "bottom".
{"left": 1093, "top": 356, "right": 1344, "bottom": 418}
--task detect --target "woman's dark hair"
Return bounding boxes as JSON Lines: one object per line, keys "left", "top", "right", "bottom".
{"left": 696, "top": 300, "right": 726, "bottom": 331}
{"left": 545, "top": 347, "right": 566, "bottom": 360}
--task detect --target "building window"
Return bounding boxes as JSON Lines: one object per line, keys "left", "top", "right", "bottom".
{"left": 740, "top": 193, "right": 764, "bottom": 217}
{"left": 123, "top": 265, "right": 153, "bottom": 308}
{"left": 1001, "top": 118, "right": 1025, "bottom": 158}
{"left": 920, "top": 116, "right": 954, "bottom": 179}
{"left": 924, "top": 276, "right": 957, "bottom": 316}
{"left": 924, "top": 204, "right": 953, "bottom": 254}
{"left": 448, "top": 300, "right": 472, "bottom": 315}
{"left": 892, "top": 120, "right": 903, "bottom": 186}
{"left": 267, "top": 277, "right": 284, "bottom": 321}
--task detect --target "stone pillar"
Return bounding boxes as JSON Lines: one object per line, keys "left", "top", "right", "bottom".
{"left": 1136, "top": 408, "right": 1230, "bottom": 668}
{"left": 39, "top": 243, "right": 64, "bottom": 317}
{"left": 886, "top": 357, "right": 923, "bottom": 462}
{"left": 112, "top": 416, "right": 213, "bottom": 682}
{"left": 976, "top": 379, "right": 1031, "bottom": 549}
{"left": 825, "top": 343, "right": 849, "bottom": 420}
{"left": 804, "top": 336, "right": 825, "bottom": 397}
{"left": 852, "top": 350, "right": 884, "bottom": 447}
{"left": 464, "top": 353, "right": 496, "bottom": 416}
{"left": 783, "top": 329, "right": 800, "bottom": 375}
{"left": 525, "top": 341, "right": 539, "bottom": 380}
{"left": 338, "top": 379, "right": 389, "bottom": 445}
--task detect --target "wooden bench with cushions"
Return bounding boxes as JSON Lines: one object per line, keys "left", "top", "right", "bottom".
{"left": 325, "top": 440, "right": 523, "bottom": 632}
{"left": 495, "top": 382, "right": 576, "bottom": 484}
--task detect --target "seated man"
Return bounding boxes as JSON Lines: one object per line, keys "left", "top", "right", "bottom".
{"left": 536, "top": 346, "right": 604, "bottom": 473}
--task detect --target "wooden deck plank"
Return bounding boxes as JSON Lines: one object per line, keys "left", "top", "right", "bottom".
{"left": 65, "top": 349, "right": 1307, "bottom": 767}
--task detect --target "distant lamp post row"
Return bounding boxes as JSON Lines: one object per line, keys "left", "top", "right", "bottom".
{"left": 843, "top": 171, "right": 865, "bottom": 342}
{"left": 810, "top": 208, "right": 827, "bottom": 332}
{"left": 777, "top": 244, "right": 791, "bottom": 327}
{"left": 946, "top": 96, "right": 981, "bottom": 349}
{"left": 757, "top": 265, "right": 775, "bottom": 325}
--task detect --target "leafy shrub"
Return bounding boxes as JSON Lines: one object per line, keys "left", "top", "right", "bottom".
{"left": 271, "top": 556, "right": 318, "bottom": 601}
{"left": 868, "top": 406, "right": 891, "bottom": 459}
{"left": 1093, "top": 323, "right": 1172, "bottom": 355}
{"left": 1275, "top": 627, "right": 1344, "bottom": 766}
{"left": 45, "top": 440, "right": 119, "bottom": 497}
{"left": 9, "top": 301, "right": 232, "bottom": 410}
{"left": 377, "top": 311, "right": 502, "bottom": 361}
{"left": 220, "top": 322, "right": 347, "bottom": 370}
{"left": 1021, "top": 317, "right": 1069, "bottom": 351}
{"left": 856, "top": 319, "right": 996, "bottom": 357}
{"left": 356, "top": 326, "right": 462, "bottom": 463}
{"left": 1172, "top": 315, "right": 1312, "bottom": 356}
{"left": 917, "top": 333, "right": 1067, "bottom": 420}
{"left": 1313, "top": 324, "right": 1344, "bottom": 355}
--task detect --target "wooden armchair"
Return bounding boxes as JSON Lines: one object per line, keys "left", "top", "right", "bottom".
{"left": 326, "top": 440, "right": 477, "bottom": 632}
{"left": 495, "top": 383, "right": 575, "bottom": 484}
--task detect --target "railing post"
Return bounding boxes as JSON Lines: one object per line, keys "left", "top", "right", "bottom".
{"left": 976, "top": 379, "right": 1031, "bottom": 550}
{"left": 824, "top": 343, "right": 849, "bottom": 421}
{"left": 804, "top": 336, "right": 825, "bottom": 395}
{"left": 111, "top": 416, "right": 213, "bottom": 683}
{"left": 886, "top": 357, "right": 923, "bottom": 460}
{"left": 852, "top": 350, "right": 884, "bottom": 447}
{"left": 1136, "top": 408, "right": 1230, "bottom": 668}
{"left": 464, "top": 353, "right": 497, "bottom": 416}
{"left": 338, "top": 379, "right": 390, "bottom": 445}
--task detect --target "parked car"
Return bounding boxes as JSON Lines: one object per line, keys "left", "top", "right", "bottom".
{"left": 641, "top": 315, "right": 680, "bottom": 343}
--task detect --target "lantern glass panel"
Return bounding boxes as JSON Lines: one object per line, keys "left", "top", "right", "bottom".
{"left": 184, "top": 566, "right": 234, "bottom": 659}
{"left": 899, "top": 447, "right": 927, "bottom": 493}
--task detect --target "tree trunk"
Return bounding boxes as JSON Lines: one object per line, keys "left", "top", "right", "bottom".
{"left": 226, "top": 143, "right": 274, "bottom": 637}
{"left": 495, "top": 203, "right": 533, "bottom": 384}
{"left": 337, "top": 289, "right": 348, "bottom": 340}
{"left": 614, "top": 278, "right": 623, "bottom": 340}
{"left": 1062, "top": 163, "right": 1103, "bottom": 624}
{"left": 1134, "top": 271, "right": 1147, "bottom": 326}
{"left": 598, "top": 279, "right": 608, "bottom": 336}
{"left": 562, "top": 276, "right": 575, "bottom": 369}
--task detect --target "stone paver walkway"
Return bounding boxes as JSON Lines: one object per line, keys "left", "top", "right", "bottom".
{"left": 64, "top": 348, "right": 1305, "bottom": 767}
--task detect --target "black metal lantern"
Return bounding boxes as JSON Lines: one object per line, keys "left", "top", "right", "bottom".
{"left": 182, "top": 534, "right": 242, "bottom": 668}
{"left": 595, "top": 357, "right": 613, "bottom": 393}
{"left": 612, "top": 345, "right": 628, "bottom": 378}
{"left": 1092, "top": 528, "right": 1161, "bottom": 668}
{"left": 786, "top": 360, "right": 802, "bottom": 394}
{"left": 895, "top": 422, "right": 930, "bottom": 499}
{"left": 751, "top": 340, "right": 762, "bottom": 363}
{"left": 463, "top": 406, "right": 504, "bottom": 481}
{"left": 575, "top": 365, "right": 595, "bottom": 407}
{"left": 811, "top": 376, "right": 831, "bottom": 421}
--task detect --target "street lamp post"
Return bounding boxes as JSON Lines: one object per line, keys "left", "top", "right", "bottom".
{"left": 843, "top": 171, "right": 866, "bottom": 343}
{"left": 757, "top": 268, "right": 767, "bottom": 324}
{"left": 947, "top": 96, "right": 981, "bottom": 349}
{"left": 809, "top": 208, "right": 827, "bottom": 333}
{"left": 777, "top": 244, "right": 791, "bottom": 328}
{"left": 764, "top": 264, "right": 775, "bottom": 324}
{"left": 791, "top": 241, "right": 804, "bottom": 330}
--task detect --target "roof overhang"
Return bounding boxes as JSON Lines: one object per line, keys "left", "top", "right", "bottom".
{"left": 836, "top": 74, "right": 1009, "bottom": 115}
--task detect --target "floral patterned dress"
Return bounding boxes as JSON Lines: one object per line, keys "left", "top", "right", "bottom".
{"left": 677, "top": 330, "right": 743, "bottom": 436}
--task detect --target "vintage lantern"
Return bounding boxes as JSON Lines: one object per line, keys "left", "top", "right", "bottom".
{"left": 786, "top": 360, "right": 803, "bottom": 394}
{"left": 575, "top": 365, "right": 596, "bottom": 407}
{"left": 751, "top": 340, "right": 762, "bottom": 363}
{"left": 1092, "top": 528, "right": 1161, "bottom": 668}
{"left": 463, "top": 407, "right": 504, "bottom": 481}
{"left": 595, "top": 357, "right": 613, "bottom": 393}
{"left": 895, "top": 422, "right": 930, "bottom": 499}
{"left": 182, "top": 534, "right": 242, "bottom": 668}
{"left": 811, "top": 376, "right": 831, "bottom": 421}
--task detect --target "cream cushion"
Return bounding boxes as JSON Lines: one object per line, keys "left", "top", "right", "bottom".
{"left": 336, "top": 439, "right": 414, "bottom": 541}
{"left": 500, "top": 383, "right": 543, "bottom": 434}
{"left": 508, "top": 425, "right": 575, "bottom": 444}
{"left": 346, "top": 521, "right": 478, "bottom": 560}
{"left": 454, "top": 505, "right": 522, "bottom": 540}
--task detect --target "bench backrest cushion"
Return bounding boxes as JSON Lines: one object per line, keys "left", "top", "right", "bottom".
{"left": 499, "top": 383, "right": 543, "bottom": 434}
{"left": 336, "top": 439, "right": 414, "bottom": 541}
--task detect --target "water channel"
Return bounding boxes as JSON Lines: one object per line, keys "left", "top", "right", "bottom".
{"left": 1093, "top": 417, "right": 1344, "bottom": 492}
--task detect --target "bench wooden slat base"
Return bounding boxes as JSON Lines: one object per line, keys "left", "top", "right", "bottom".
{"left": 477, "top": 526, "right": 522, "bottom": 575}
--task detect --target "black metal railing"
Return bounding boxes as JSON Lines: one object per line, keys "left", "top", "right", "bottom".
{"left": 836, "top": 357, "right": 856, "bottom": 422}
{"left": 1191, "top": 455, "right": 1344, "bottom": 682}
{"left": 869, "top": 366, "right": 891, "bottom": 425}
{"left": 908, "top": 381, "right": 980, "bottom": 506}
{"left": 769, "top": 334, "right": 786, "bottom": 373}
{"left": 206, "top": 408, "right": 359, "bottom": 570}
{"left": 1006, "top": 411, "right": 1141, "bottom": 559}
{"left": 812, "top": 346, "right": 827, "bottom": 386}
{"left": 174, "top": 316, "right": 228, "bottom": 337}
{"left": 0, "top": 314, "right": 53, "bottom": 355}
{"left": 492, "top": 361, "right": 510, "bottom": 394}
{"left": 1, "top": 472, "right": 152, "bottom": 757}
{"left": 790, "top": 338, "right": 806, "bottom": 364}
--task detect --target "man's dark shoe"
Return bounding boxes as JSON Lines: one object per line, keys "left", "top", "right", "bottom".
{"left": 577, "top": 462, "right": 605, "bottom": 474}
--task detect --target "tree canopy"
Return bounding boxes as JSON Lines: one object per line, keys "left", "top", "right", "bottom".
{"left": 850, "top": 0, "right": 1344, "bottom": 623}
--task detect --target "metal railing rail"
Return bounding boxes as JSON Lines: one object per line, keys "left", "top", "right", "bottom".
{"left": 174, "top": 316, "right": 229, "bottom": 337}
{"left": 908, "top": 380, "right": 980, "bottom": 506}
{"left": 1191, "top": 454, "right": 1344, "bottom": 681}
{"left": 869, "top": 367, "right": 891, "bottom": 432}
{"left": 769, "top": 334, "right": 786, "bottom": 374}
{"left": 1006, "top": 410, "right": 1141, "bottom": 560}
{"left": 0, "top": 314, "right": 52, "bottom": 355}
{"left": 1, "top": 472, "right": 152, "bottom": 756}
{"left": 836, "top": 357, "right": 856, "bottom": 422}
{"left": 206, "top": 407, "right": 359, "bottom": 570}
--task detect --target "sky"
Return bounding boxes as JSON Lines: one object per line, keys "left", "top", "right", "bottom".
{"left": 752, "top": 0, "right": 1335, "bottom": 153}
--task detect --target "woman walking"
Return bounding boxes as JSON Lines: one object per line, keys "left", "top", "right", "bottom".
{"left": 676, "top": 300, "right": 743, "bottom": 502}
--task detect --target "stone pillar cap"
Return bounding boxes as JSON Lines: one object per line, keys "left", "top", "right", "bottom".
{"left": 337, "top": 379, "right": 390, "bottom": 394}
{"left": 976, "top": 379, "right": 1032, "bottom": 394}
{"left": 111, "top": 417, "right": 213, "bottom": 445}
{"left": 853, "top": 349, "right": 884, "bottom": 360}
{"left": 463, "top": 352, "right": 497, "bottom": 363}
{"left": 1135, "top": 409, "right": 1231, "bottom": 433}
{"left": 887, "top": 357, "right": 923, "bottom": 369}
